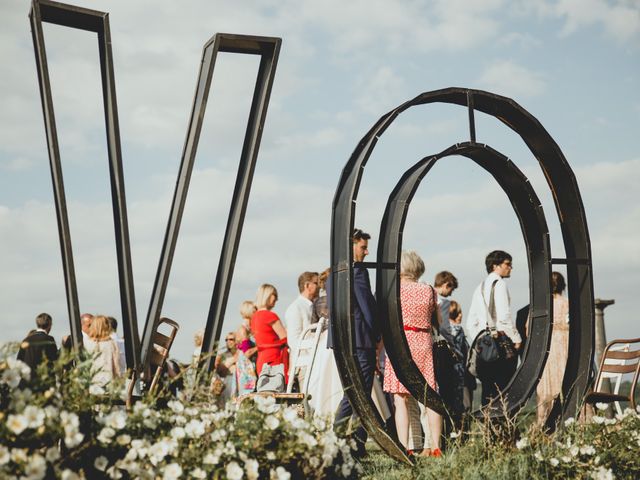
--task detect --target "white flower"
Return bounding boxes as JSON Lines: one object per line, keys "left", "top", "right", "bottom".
{"left": 149, "top": 439, "right": 176, "bottom": 465}
{"left": 266, "top": 451, "right": 276, "bottom": 461}
{"left": 0, "top": 446, "right": 10, "bottom": 465}
{"left": 6, "top": 358, "right": 31, "bottom": 380}
{"left": 98, "top": 427, "right": 116, "bottom": 444}
{"left": 44, "top": 405, "right": 58, "bottom": 419}
{"left": 23, "top": 405, "right": 45, "bottom": 429}
{"left": 60, "top": 411, "right": 80, "bottom": 429}
{"left": 116, "top": 434, "right": 131, "bottom": 446}
{"left": 61, "top": 469, "right": 81, "bottom": 480}
{"left": 549, "top": 458, "right": 559, "bottom": 467}
{"left": 265, "top": 415, "right": 280, "bottom": 430}
{"left": 591, "top": 466, "right": 614, "bottom": 480}
{"left": 342, "top": 463, "right": 353, "bottom": 477}
{"left": 449, "top": 431, "right": 460, "bottom": 439}
{"left": 592, "top": 415, "right": 606, "bottom": 424}
{"left": 245, "top": 459, "right": 259, "bottom": 480}
{"left": 561, "top": 456, "right": 571, "bottom": 463}
{"left": 534, "top": 451, "right": 544, "bottom": 462}
{"left": 65, "top": 432, "right": 84, "bottom": 448}
{"left": 94, "top": 455, "right": 109, "bottom": 471}
{"left": 24, "top": 453, "right": 47, "bottom": 479}
{"left": 580, "top": 445, "right": 596, "bottom": 456}
{"left": 89, "top": 384, "right": 106, "bottom": 396}
{"left": 226, "top": 461, "right": 244, "bottom": 480}
{"left": 45, "top": 446, "right": 60, "bottom": 462}
{"left": 271, "top": 466, "right": 291, "bottom": 480}
{"left": 11, "top": 448, "right": 28, "bottom": 463}
{"left": 171, "top": 427, "right": 186, "bottom": 440}
{"left": 210, "top": 428, "right": 227, "bottom": 442}
{"left": 570, "top": 446, "right": 580, "bottom": 457}
{"left": 595, "top": 402, "right": 609, "bottom": 411}
{"left": 515, "top": 437, "right": 529, "bottom": 449}
{"left": 167, "top": 400, "right": 184, "bottom": 413}
{"left": 6, "top": 414, "right": 29, "bottom": 435}
{"left": 203, "top": 453, "right": 218, "bottom": 464}
{"left": 163, "top": 463, "right": 183, "bottom": 480}
{"left": 1, "top": 368, "right": 22, "bottom": 388}
{"left": 254, "top": 395, "right": 279, "bottom": 414}
{"left": 283, "top": 408, "right": 299, "bottom": 424}
{"left": 604, "top": 418, "right": 616, "bottom": 425}
{"left": 185, "top": 419, "right": 205, "bottom": 437}
{"left": 564, "top": 417, "right": 576, "bottom": 426}
{"left": 107, "top": 465, "right": 123, "bottom": 479}
{"left": 105, "top": 411, "right": 127, "bottom": 430}
{"left": 191, "top": 468, "right": 207, "bottom": 479}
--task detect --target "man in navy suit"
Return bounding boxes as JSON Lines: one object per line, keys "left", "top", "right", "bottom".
{"left": 331, "top": 228, "right": 381, "bottom": 456}
{"left": 17, "top": 313, "right": 58, "bottom": 374}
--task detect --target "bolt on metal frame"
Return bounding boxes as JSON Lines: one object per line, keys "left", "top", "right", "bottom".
{"left": 29, "top": 0, "right": 140, "bottom": 370}
{"left": 331, "top": 87, "right": 594, "bottom": 463}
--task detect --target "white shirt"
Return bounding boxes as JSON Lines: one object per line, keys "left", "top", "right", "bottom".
{"left": 465, "top": 272, "right": 522, "bottom": 345}
{"left": 284, "top": 294, "right": 314, "bottom": 354}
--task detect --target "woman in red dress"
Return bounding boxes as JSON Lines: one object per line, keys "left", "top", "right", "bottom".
{"left": 250, "top": 284, "right": 289, "bottom": 378}
{"left": 383, "top": 250, "right": 443, "bottom": 456}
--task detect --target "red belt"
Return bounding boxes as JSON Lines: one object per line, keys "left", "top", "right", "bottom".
{"left": 404, "top": 325, "right": 431, "bottom": 333}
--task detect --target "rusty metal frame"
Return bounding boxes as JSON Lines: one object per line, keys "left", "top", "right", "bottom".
{"left": 331, "top": 87, "right": 594, "bottom": 462}
{"left": 29, "top": 0, "right": 140, "bottom": 370}
{"left": 139, "top": 34, "right": 281, "bottom": 374}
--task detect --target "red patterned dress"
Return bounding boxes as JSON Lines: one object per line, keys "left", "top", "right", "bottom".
{"left": 383, "top": 281, "right": 437, "bottom": 394}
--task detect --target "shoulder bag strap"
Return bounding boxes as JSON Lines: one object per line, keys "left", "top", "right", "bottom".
{"left": 480, "top": 279, "right": 499, "bottom": 331}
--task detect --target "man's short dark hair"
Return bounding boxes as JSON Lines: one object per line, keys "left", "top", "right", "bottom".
{"left": 298, "top": 271, "right": 319, "bottom": 293}
{"left": 485, "top": 250, "right": 512, "bottom": 273}
{"left": 434, "top": 271, "right": 458, "bottom": 289}
{"left": 35, "top": 312, "right": 52, "bottom": 330}
{"left": 108, "top": 316, "right": 118, "bottom": 332}
{"left": 352, "top": 228, "right": 371, "bottom": 243}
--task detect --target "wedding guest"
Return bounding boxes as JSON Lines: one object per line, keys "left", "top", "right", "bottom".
{"left": 537, "top": 271, "right": 569, "bottom": 423}
{"left": 17, "top": 313, "right": 58, "bottom": 373}
{"left": 108, "top": 316, "right": 127, "bottom": 374}
{"left": 236, "top": 300, "right": 258, "bottom": 360}
{"left": 251, "top": 284, "right": 289, "bottom": 379}
{"left": 214, "top": 332, "right": 239, "bottom": 402}
{"left": 383, "top": 250, "right": 442, "bottom": 456}
{"left": 85, "top": 315, "right": 122, "bottom": 388}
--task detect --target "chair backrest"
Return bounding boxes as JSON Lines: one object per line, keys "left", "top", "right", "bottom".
{"left": 286, "top": 318, "right": 326, "bottom": 394}
{"left": 148, "top": 318, "right": 180, "bottom": 392}
{"left": 593, "top": 338, "right": 640, "bottom": 412}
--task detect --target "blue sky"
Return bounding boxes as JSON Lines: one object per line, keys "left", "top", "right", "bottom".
{"left": 1, "top": 0, "right": 638, "bottom": 361}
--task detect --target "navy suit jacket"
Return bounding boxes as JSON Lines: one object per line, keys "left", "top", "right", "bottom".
{"left": 16, "top": 331, "right": 58, "bottom": 372}
{"left": 327, "top": 266, "right": 380, "bottom": 350}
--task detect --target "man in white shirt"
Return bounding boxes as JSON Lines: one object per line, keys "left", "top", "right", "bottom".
{"left": 284, "top": 271, "right": 319, "bottom": 356}
{"left": 465, "top": 250, "right": 522, "bottom": 405}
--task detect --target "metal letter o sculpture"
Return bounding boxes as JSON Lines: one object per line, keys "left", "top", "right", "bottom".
{"left": 330, "top": 88, "right": 595, "bottom": 464}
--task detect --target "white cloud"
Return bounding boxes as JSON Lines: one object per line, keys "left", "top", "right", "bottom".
{"left": 479, "top": 60, "right": 547, "bottom": 98}
{"left": 519, "top": 0, "right": 640, "bottom": 43}
{"left": 356, "top": 66, "right": 408, "bottom": 115}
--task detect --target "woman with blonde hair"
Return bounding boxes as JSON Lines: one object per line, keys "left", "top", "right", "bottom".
{"left": 251, "top": 284, "right": 289, "bottom": 379}
{"left": 85, "top": 315, "right": 122, "bottom": 387}
{"left": 383, "top": 250, "right": 442, "bottom": 456}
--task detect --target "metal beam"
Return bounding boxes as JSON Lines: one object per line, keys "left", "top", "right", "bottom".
{"left": 29, "top": 0, "right": 140, "bottom": 369}
{"left": 140, "top": 33, "right": 281, "bottom": 375}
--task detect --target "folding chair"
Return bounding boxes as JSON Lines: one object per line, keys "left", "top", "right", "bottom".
{"left": 584, "top": 338, "right": 640, "bottom": 414}
{"left": 126, "top": 317, "right": 179, "bottom": 407}
{"left": 238, "top": 318, "right": 326, "bottom": 416}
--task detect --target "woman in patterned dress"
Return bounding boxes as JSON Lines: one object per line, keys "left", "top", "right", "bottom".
{"left": 536, "top": 271, "right": 569, "bottom": 423}
{"left": 383, "top": 250, "right": 443, "bottom": 455}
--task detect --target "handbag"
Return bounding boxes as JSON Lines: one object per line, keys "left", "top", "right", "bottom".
{"left": 466, "top": 280, "right": 502, "bottom": 379}
{"left": 256, "top": 363, "right": 286, "bottom": 393}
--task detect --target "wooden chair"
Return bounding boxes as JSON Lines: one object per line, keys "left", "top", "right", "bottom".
{"left": 584, "top": 337, "right": 640, "bottom": 413}
{"left": 126, "top": 317, "right": 179, "bottom": 407}
{"left": 237, "top": 318, "right": 326, "bottom": 416}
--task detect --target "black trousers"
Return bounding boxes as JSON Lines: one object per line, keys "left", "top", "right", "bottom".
{"left": 480, "top": 356, "right": 517, "bottom": 406}
{"left": 334, "top": 348, "right": 376, "bottom": 448}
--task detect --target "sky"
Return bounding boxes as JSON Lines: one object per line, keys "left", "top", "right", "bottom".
{"left": 1, "top": 0, "right": 638, "bottom": 362}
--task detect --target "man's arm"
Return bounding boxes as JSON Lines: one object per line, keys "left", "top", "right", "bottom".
{"left": 353, "top": 268, "right": 377, "bottom": 334}
{"left": 494, "top": 280, "right": 522, "bottom": 345}
{"left": 285, "top": 304, "right": 302, "bottom": 352}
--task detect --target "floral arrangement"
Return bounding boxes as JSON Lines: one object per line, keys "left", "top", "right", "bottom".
{"left": 0, "top": 347, "right": 359, "bottom": 479}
